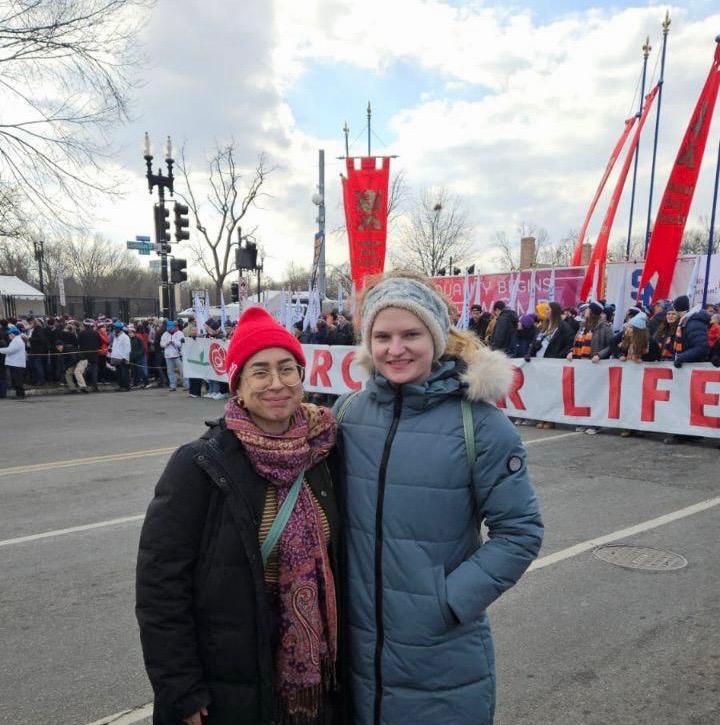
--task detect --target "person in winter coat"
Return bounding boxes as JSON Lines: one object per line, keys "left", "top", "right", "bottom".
{"left": 566, "top": 302, "right": 614, "bottom": 362}
{"left": 332, "top": 313, "right": 356, "bottom": 346}
{"left": 468, "top": 305, "right": 491, "bottom": 340}
{"left": 55, "top": 333, "right": 87, "bottom": 393}
{"left": 78, "top": 319, "right": 101, "bottom": 391}
{"left": 489, "top": 300, "right": 519, "bottom": 353}
{"left": 618, "top": 312, "right": 650, "bottom": 362}
{"left": 653, "top": 308, "right": 680, "bottom": 361}
{"left": 160, "top": 320, "right": 185, "bottom": 391}
{"left": 110, "top": 321, "right": 132, "bottom": 391}
{"left": 137, "top": 307, "right": 343, "bottom": 725}
{"left": 0, "top": 324, "right": 27, "bottom": 398}
{"left": 333, "top": 273, "right": 543, "bottom": 725}
{"left": 511, "top": 313, "right": 537, "bottom": 358}
{"left": 127, "top": 325, "right": 148, "bottom": 387}
{"left": 671, "top": 294, "right": 711, "bottom": 366}
{"left": 526, "top": 302, "right": 575, "bottom": 360}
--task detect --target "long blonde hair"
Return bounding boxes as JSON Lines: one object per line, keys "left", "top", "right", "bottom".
{"left": 357, "top": 270, "right": 485, "bottom": 367}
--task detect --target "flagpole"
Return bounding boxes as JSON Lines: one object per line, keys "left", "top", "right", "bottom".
{"left": 367, "top": 101, "right": 372, "bottom": 156}
{"left": 644, "top": 11, "right": 671, "bottom": 257}
{"left": 343, "top": 121, "right": 350, "bottom": 158}
{"left": 702, "top": 139, "right": 720, "bottom": 307}
{"left": 625, "top": 37, "right": 651, "bottom": 260}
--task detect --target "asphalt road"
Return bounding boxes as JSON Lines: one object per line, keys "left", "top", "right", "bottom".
{"left": 1, "top": 389, "right": 718, "bottom": 725}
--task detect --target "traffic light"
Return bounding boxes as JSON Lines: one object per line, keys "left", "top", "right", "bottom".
{"left": 236, "top": 241, "right": 259, "bottom": 270}
{"left": 154, "top": 204, "right": 171, "bottom": 243}
{"left": 170, "top": 258, "right": 187, "bottom": 283}
{"left": 230, "top": 282, "right": 239, "bottom": 303}
{"left": 173, "top": 203, "right": 190, "bottom": 241}
{"left": 155, "top": 243, "right": 172, "bottom": 255}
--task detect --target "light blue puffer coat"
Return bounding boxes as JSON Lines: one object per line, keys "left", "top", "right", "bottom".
{"left": 334, "top": 349, "right": 544, "bottom": 725}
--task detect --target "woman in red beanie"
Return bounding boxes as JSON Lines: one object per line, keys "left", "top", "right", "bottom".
{"left": 137, "top": 307, "right": 343, "bottom": 725}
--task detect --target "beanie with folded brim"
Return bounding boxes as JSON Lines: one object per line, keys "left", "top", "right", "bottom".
{"left": 361, "top": 277, "right": 451, "bottom": 362}
{"left": 224, "top": 306, "right": 305, "bottom": 391}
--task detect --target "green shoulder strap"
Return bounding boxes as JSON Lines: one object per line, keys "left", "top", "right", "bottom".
{"left": 335, "top": 389, "right": 362, "bottom": 424}
{"left": 261, "top": 468, "right": 305, "bottom": 567}
{"left": 461, "top": 399, "right": 476, "bottom": 475}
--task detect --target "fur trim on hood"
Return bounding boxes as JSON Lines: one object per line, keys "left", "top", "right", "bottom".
{"left": 353, "top": 343, "right": 514, "bottom": 403}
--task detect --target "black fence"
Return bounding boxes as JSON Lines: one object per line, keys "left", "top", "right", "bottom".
{"left": 1, "top": 294, "right": 160, "bottom": 320}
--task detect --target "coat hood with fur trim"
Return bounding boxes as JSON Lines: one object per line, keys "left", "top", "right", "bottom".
{"left": 354, "top": 343, "right": 514, "bottom": 404}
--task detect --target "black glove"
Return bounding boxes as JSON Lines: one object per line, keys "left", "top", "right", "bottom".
{"left": 673, "top": 360, "right": 682, "bottom": 369}
{"left": 524, "top": 356, "right": 531, "bottom": 363}
{"left": 712, "top": 357, "right": 720, "bottom": 368}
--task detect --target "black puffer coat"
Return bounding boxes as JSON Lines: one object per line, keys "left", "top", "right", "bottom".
{"left": 136, "top": 422, "right": 343, "bottom": 725}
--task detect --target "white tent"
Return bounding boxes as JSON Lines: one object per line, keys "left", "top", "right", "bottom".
{"left": 0, "top": 275, "right": 45, "bottom": 318}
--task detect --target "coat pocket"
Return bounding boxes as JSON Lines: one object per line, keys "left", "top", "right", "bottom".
{"left": 433, "top": 565, "right": 456, "bottom": 630}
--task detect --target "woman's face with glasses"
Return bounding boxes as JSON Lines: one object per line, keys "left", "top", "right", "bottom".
{"left": 237, "top": 348, "right": 304, "bottom": 434}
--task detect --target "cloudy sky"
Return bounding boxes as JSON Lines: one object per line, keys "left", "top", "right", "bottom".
{"left": 98, "top": 0, "right": 720, "bottom": 279}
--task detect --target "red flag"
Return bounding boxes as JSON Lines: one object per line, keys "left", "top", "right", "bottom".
{"left": 571, "top": 116, "right": 637, "bottom": 266}
{"left": 639, "top": 42, "right": 720, "bottom": 302}
{"left": 342, "top": 157, "right": 390, "bottom": 289}
{"left": 580, "top": 84, "right": 660, "bottom": 301}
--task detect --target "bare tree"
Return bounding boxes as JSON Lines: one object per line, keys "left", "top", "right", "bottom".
{"left": 281, "top": 261, "right": 312, "bottom": 292}
{"left": 0, "top": 236, "right": 32, "bottom": 277}
{"left": 0, "top": 0, "right": 149, "bottom": 223}
{"left": 177, "top": 144, "right": 273, "bottom": 303}
{"left": 61, "top": 232, "right": 138, "bottom": 294}
{"left": 396, "top": 187, "right": 474, "bottom": 276}
{"left": 536, "top": 229, "right": 577, "bottom": 267}
{"left": 491, "top": 222, "right": 551, "bottom": 270}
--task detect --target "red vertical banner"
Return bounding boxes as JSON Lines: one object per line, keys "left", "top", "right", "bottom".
{"left": 570, "top": 116, "right": 637, "bottom": 267}
{"left": 580, "top": 84, "right": 659, "bottom": 302}
{"left": 342, "top": 156, "right": 391, "bottom": 289}
{"left": 639, "top": 42, "right": 720, "bottom": 302}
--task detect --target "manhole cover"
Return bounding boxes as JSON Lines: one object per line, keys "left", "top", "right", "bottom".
{"left": 593, "top": 545, "right": 687, "bottom": 571}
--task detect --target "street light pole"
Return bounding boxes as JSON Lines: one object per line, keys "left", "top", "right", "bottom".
{"left": 33, "top": 240, "right": 45, "bottom": 294}
{"left": 318, "top": 149, "right": 326, "bottom": 299}
{"left": 143, "top": 132, "right": 175, "bottom": 318}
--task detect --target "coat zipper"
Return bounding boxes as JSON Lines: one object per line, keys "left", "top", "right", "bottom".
{"left": 373, "top": 389, "right": 403, "bottom": 725}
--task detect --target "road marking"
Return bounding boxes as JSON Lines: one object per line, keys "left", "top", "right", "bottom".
{"left": 0, "top": 446, "right": 177, "bottom": 477}
{"left": 530, "top": 495, "right": 720, "bottom": 571}
{"left": 523, "top": 431, "right": 582, "bottom": 445}
{"left": 0, "top": 514, "right": 145, "bottom": 548}
{"left": 84, "top": 703, "right": 153, "bottom": 725}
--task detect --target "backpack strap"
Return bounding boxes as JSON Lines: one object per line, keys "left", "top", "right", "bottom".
{"left": 335, "top": 389, "right": 362, "bottom": 424}
{"left": 461, "top": 399, "right": 475, "bottom": 476}
{"left": 261, "top": 468, "right": 305, "bottom": 567}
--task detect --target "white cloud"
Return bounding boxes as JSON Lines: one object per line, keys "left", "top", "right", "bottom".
{"left": 88, "top": 1, "right": 720, "bottom": 286}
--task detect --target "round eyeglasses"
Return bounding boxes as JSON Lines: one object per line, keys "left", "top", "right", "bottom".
{"left": 241, "top": 364, "right": 305, "bottom": 392}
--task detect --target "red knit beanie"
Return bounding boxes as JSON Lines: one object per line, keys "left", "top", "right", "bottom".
{"left": 225, "top": 307, "right": 305, "bottom": 391}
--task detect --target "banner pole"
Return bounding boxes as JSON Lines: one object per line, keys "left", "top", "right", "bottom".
{"left": 702, "top": 139, "right": 720, "bottom": 307}
{"left": 625, "top": 37, "right": 651, "bottom": 260}
{"left": 367, "top": 101, "right": 372, "bottom": 156}
{"left": 343, "top": 121, "right": 350, "bottom": 158}
{"left": 644, "top": 11, "right": 671, "bottom": 257}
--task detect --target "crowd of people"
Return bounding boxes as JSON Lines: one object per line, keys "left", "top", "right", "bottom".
{"left": 0, "top": 308, "right": 357, "bottom": 400}
{"left": 467, "top": 295, "right": 720, "bottom": 367}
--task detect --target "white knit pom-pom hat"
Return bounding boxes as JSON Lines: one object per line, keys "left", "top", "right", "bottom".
{"left": 360, "top": 277, "right": 451, "bottom": 361}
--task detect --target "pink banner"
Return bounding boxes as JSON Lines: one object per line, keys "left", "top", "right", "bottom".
{"left": 432, "top": 268, "right": 585, "bottom": 314}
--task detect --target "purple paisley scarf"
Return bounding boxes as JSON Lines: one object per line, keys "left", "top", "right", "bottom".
{"left": 224, "top": 399, "right": 338, "bottom": 723}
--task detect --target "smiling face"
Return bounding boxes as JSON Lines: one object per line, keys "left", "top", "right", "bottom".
{"left": 370, "top": 307, "right": 435, "bottom": 386}
{"left": 237, "top": 347, "right": 304, "bottom": 434}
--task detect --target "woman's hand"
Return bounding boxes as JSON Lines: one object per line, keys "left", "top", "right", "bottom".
{"left": 183, "top": 707, "right": 208, "bottom": 725}
{"left": 566, "top": 352, "right": 573, "bottom": 360}
{"left": 591, "top": 354, "right": 600, "bottom": 363}
{"left": 619, "top": 355, "right": 627, "bottom": 362}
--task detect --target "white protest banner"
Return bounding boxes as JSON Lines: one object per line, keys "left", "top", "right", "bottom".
{"left": 504, "top": 359, "right": 719, "bottom": 438}
{"left": 182, "top": 340, "right": 720, "bottom": 438}
{"left": 605, "top": 255, "right": 720, "bottom": 311}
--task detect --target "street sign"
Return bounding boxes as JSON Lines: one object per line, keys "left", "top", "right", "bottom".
{"left": 127, "top": 240, "right": 153, "bottom": 251}
{"left": 136, "top": 235, "right": 151, "bottom": 242}
{"left": 138, "top": 249, "right": 151, "bottom": 255}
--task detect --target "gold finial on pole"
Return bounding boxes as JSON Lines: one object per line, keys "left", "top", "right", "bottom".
{"left": 643, "top": 36, "right": 651, "bottom": 59}
{"left": 662, "top": 10, "right": 671, "bottom": 35}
